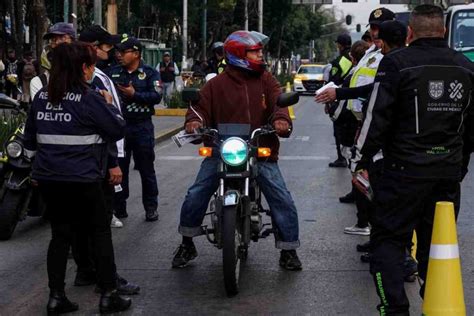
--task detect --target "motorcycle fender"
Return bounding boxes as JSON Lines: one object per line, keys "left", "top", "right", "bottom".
{"left": 223, "top": 190, "right": 240, "bottom": 207}
{"left": 5, "top": 171, "right": 30, "bottom": 190}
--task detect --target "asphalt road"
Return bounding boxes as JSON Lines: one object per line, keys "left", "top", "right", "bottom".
{"left": 1, "top": 96, "right": 473, "bottom": 315}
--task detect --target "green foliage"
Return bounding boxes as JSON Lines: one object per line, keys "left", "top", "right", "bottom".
{"left": 275, "top": 73, "right": 293, "bottom": 87}
{"left": 167, "top": 90, "right": 187, "bottom": 109}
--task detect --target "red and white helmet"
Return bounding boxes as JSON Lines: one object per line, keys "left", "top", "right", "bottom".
{"left": 224, "top": 31, "right": 269, "bottom": 73}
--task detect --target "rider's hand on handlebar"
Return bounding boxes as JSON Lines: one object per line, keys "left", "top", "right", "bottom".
{"left": 273, "top": 119, "right": 290, "bottom": 136}
{"left": 185, "top": 121, "right": 203, "bottom": 134}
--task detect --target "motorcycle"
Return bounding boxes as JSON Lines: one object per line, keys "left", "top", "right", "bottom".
{"left": 176, "top": 89, "right": 299, "bottom": 296}
{"left": 0, "top": 93, "right": 44, "bottom": 240}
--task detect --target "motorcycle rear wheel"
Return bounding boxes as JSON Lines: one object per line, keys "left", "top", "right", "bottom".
{"left": 222, "top": 205, "right": 241, "bottom": 297}
{"left": 0, "top": 188, "right": 23, "bottom": 240}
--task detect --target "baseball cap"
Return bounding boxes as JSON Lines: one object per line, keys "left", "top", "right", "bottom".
{"left": 43, "top": 22, "right": 76, "bottom": 40}
{"left": 115, "top": 36, "right": 142, "bottom": 52}
{"left": 377, "top": 20, "right": 407, "bottom": 44}
{"left": 79, "top": 25, "right": 121, "bottom": 45}
{"left": 163, "top": 52, "right": 171, "bottom": 57}
{"left": 335, "top": 34, "right": 352, "bottom": 47}
{"left": 368, "top": 8, "right": 396, "bottom": 26}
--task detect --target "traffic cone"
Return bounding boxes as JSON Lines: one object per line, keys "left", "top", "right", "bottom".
{"left": 286, "top": 82, "right": 296, "bottom": 120}
{"left": 422, "top": 201, "right": 465, "bottom": 316}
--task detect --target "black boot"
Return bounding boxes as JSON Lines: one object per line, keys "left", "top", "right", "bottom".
{"left": 356, "top": 241, "right": 371, "bottom": 253}
{"left": 74, "top": 270, "right": 96, "bottom": 286}
{"left": 99, "top": 289, "right": 132, "bottom": 314}
{"left": 339, "top": 191, "right": 355, "bottom": 204}
{"left": 47, "top": 290, "right": 79, "bottom": 315}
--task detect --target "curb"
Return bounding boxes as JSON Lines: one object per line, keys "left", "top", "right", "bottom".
{"left": 155, "top": 108, "right": 187, "bottom": 116}
{"left": 154, "top": 125, "right": 183, "bottom": 145}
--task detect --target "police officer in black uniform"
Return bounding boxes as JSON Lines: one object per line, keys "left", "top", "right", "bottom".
{"left": 109, "top": 36, "right": 162, "bottom": 221}
{"left": 328, "top": 33, "right": 353, "bottom": 168}
{"left": 352, "top": 5, "right": 474, "bottom": 315}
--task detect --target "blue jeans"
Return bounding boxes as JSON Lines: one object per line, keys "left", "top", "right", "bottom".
{"left": 179, "top": 158, "right": 300, "bottom": 250}
{"left": 115, "top": 120, "right": 158, "bottom": 213}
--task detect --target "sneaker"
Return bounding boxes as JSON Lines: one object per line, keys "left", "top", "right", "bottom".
{"left": 279, "top": 250, "right": 302, "bottom": 271}
{"left": 145, "top": 209, "right": 159, "bottom": 222}
{"left": 111, "top": 215, "right": 123, "bottom": 228}
{"left": 95, "top": 275, "right": 140, "bottom": 295}
{"left": 339, "top": 191, "right": 355, "bottom": 203}
{"left": 344, "top": 224, "right": 370, "bottom": 236}
{"left": 328, "top": 158, "right": 347, "bottom": 168}
{"left": 172, "top": 243, "right": 198, "bottom": 268}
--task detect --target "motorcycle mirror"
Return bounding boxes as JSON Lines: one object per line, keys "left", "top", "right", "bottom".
{"left": 277, "top": 92, "right": 299, "bottom": 108}
{"left": 181, "top": 88, "right": 200, "bottom": 104}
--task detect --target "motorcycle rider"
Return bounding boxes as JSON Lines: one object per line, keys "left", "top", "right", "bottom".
{"left": 172, "top": 30, "right": 301, "bottom": 271}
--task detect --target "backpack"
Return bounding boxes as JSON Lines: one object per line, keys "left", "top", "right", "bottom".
{"left": 22, "top": 60, "right": 37, "bottom": 81}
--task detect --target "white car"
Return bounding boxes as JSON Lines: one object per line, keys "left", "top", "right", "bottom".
{"left": 293, "top": 64, "right": 325, "bottom": 95}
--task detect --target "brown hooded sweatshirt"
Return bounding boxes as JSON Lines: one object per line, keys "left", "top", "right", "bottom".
{"left": 185, "top": 65, "right": 292, "bottom": 161}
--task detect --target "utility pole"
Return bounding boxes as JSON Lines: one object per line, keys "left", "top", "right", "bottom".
{"left": 202, "top": 0, "right": 207, "bottom": 60}
{"left": 309, "top": 4, "right": 315, "bottom": 62}
{"left": 244, "top": 0, "right": 248, "bottom": 31}
{"left": 94, "top": 0, "right": 102, "bottom": 25}
{"left": 183, "top": 0, "right": 188, "bottom": 70}
{"left": 63, "top": 0, "right": 69, "bottom": 22}
{"left": 258, "top": 0, "right": 263, "bottom": 33}
{"left": 107, "top": 0, "right": 117, "bottom": 34}
{"left": 71, "top": 0, "right": 77, "bottom": 30}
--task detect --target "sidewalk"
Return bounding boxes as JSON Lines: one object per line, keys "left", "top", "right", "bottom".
{"left": 152, "top": 114, "right": 184, "bottom": 144}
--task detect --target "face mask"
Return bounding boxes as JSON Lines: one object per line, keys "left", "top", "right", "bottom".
{"left": 86, "top": 72, "right": 96, "bottom": 84}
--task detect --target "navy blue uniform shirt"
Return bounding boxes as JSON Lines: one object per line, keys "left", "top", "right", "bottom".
{"left": 108, "top": 60, "right": 161, "bottom": 123}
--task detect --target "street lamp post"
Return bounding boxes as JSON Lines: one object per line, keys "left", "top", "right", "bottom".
{"left": 183, "top": 0, "right": 188, "bottom": 70}
{"left": 94, "top": 0, "right": 102, "bottom": 25}
{"left": 258, "top": 0, "right": 263, "bottom": 33}
{"left": 202, "top": 0, "right": 207, "bottom": 60}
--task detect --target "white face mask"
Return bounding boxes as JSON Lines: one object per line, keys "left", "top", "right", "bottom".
{"left": 86, "top": 72, "right": 96, "bottom": 84}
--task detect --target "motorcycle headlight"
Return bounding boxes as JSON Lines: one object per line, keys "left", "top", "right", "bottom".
{"left": 220, "top": 137, "right": 248, "bottom": 166}
{"left": 6, "top": 141, "right": 23, "bottom": 159}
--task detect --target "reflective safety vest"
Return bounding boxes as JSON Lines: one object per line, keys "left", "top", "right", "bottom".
{"left": 217, "top": 59, "right": 227, "bottom": 74}
{"left": 347, "top": 46, "right": 383, "bottom": 120}
{"left": 331, "top": 55, "right": 352, "bottom": 81}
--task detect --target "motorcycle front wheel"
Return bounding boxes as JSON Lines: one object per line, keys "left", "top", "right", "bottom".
{"left": 222, "top": 205, "right": 241, "bottom": 297}
{"left": 0, "top": 188, "right": 23, "bottom": 240}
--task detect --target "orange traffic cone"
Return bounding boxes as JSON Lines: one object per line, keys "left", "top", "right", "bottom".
{"left": 422, "top": 201, "right": 465, "bottom": 315}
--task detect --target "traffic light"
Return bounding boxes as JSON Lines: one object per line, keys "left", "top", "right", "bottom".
{"left": 345, "top": 15, "right": 352, "bottom": 25}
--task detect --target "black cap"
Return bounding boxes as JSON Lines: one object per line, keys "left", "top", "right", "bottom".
{"left": 115, "top": 36, "right": 142, "bottom": 52}
{"left": 368, "top": 8, "right": 396, "bottom": 26}
{"left": 335, "top": 34, "right": 352, "bottom": 47}
{"left": 361, "top": 30, "right": 371, "bottom": 41}
{"left": 79, "top": 25, "right": 121, "bottom": 45}
{"left": 377, "top": 20, "right": 407, "bottom": 44}
{"left": 43, "top": 22, "right": 76, "bottom": 40}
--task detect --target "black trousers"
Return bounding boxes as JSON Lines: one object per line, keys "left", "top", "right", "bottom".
{"left": 72, "top": 178, "right": 116, "bottom": 275}
{"left": 370, "top": 168, "right": 460, "bottom": 315}
{"left": 39, "top": 181, "right": 117, "bottom": 291}
{"left": 354, "top": 159, "right": 384, "bottom": 228}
